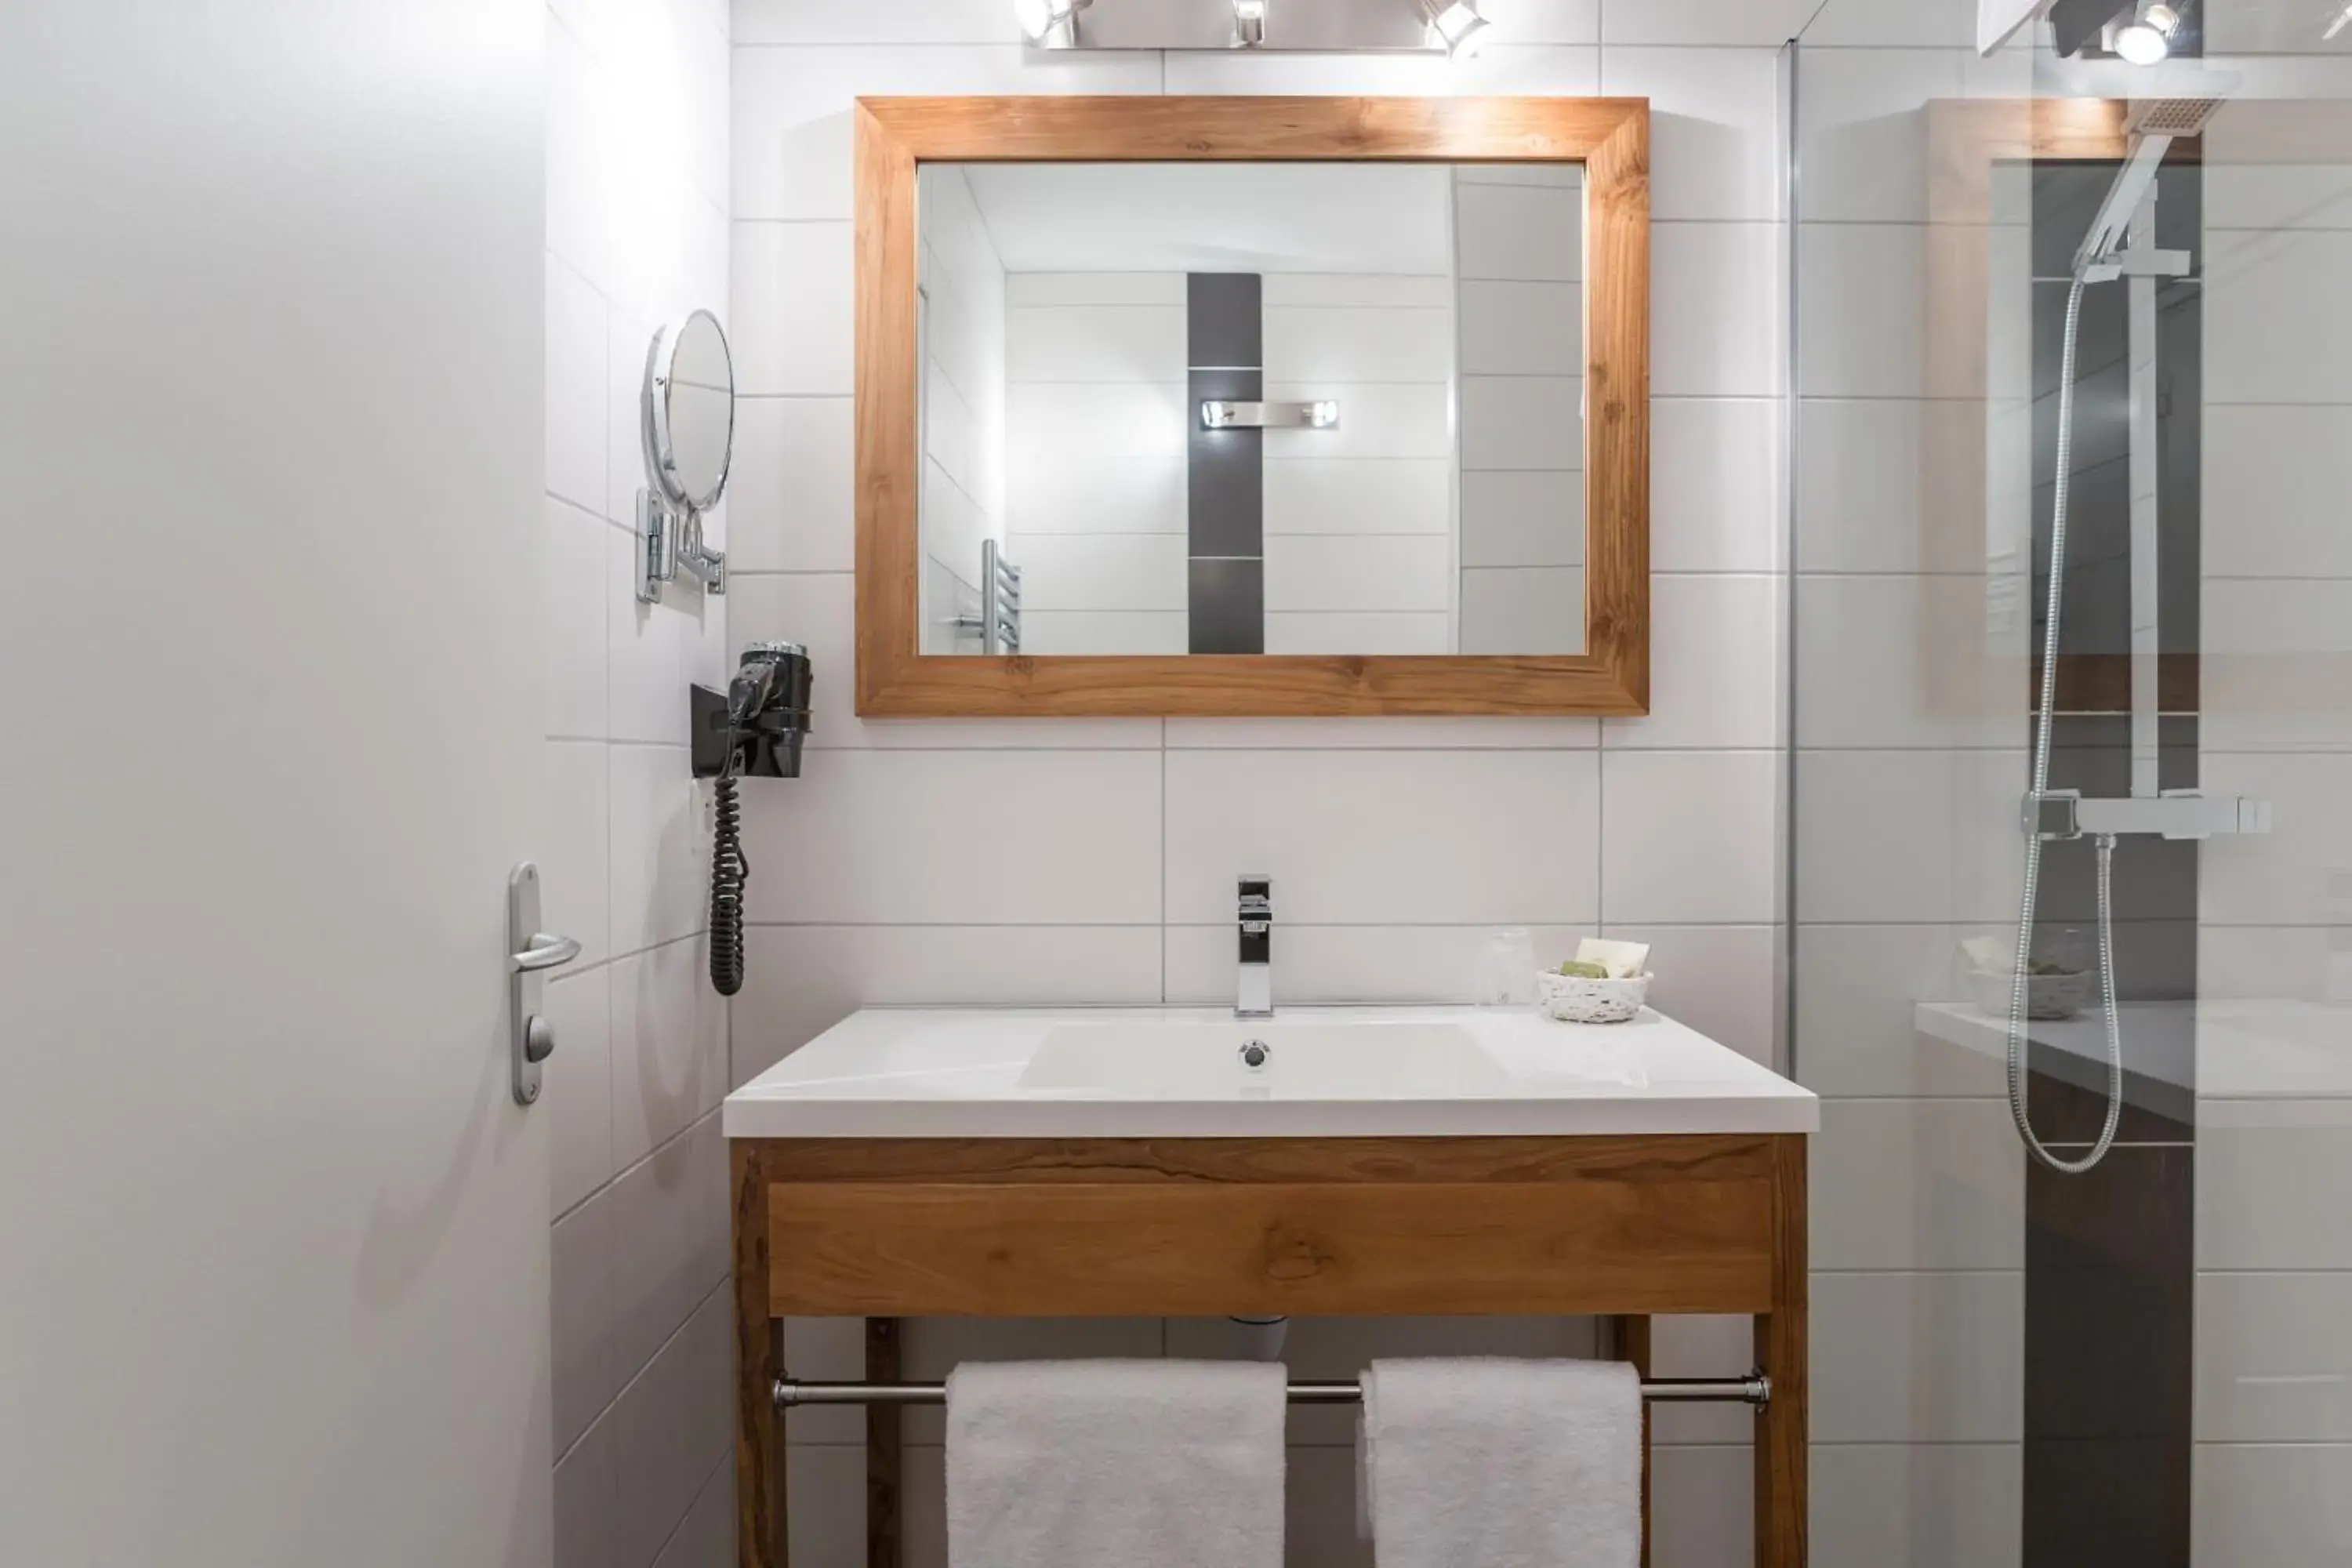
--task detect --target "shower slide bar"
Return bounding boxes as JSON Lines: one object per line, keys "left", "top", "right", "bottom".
{"left": 775, "top": 1373, "right": 1772, "bottom": 1410}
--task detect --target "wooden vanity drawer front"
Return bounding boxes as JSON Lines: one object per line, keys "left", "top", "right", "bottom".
{"left": 765, "top": 1175, "right": 1773, "bottom": 1317}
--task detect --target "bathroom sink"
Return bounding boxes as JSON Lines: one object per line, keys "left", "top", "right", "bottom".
{"left": 723, "top": 1005, "right": 1820, "bottom": 1139}
{"left": 1018, "top": 1021, "right": 1512, "bottom": 1098}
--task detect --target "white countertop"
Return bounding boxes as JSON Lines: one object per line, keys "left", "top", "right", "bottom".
{"left": 724, "top": 1005, "right": 1818, "bottom": 1140}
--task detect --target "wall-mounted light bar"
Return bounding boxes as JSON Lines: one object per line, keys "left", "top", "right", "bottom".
{"left": 1201, "top": 399, "right": 1340, "bottom": 430}
{"left": 1018, "top": 0, "right": 1475, "bottom": 51}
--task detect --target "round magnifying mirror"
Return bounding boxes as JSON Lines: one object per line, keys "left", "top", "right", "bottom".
{"left": 643, "top": 309, "right": 735, "bottom": 514}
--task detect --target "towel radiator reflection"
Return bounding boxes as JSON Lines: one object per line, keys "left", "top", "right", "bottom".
{"left": 951, "top": 539, "right": 1022, "bottom": 654}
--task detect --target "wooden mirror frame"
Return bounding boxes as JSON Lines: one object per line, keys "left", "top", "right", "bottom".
{"left": 854, "top": 95, "right": 1650, "bottom": 717}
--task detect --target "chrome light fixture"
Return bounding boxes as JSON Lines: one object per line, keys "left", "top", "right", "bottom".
{"left": 1233, "top": 0, "right": 1268, "bottom": 45}
{"left": 2113, "top": 0, "right": 2180, "bottom": 61}
{"left": 1417, "top": 0, "right": 1490, "bottom": 56}
{"left": 1014, "top": 0, "right": 1092, "bottom": 44}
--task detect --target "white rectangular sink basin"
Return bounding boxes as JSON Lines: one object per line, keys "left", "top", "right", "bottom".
{"left": 724, "top": 1006, "right": 1819, "bottom": 1139}
{"left": 1019, "top": 1022, "right": 1512, "bottom": 1098}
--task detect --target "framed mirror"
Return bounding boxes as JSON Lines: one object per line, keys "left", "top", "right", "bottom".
{"left": 855, "top": 96, "right": 1649, "bottom": 716}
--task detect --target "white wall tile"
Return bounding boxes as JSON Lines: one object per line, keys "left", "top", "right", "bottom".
{"left": 783, "top": 1444, "right": 868, "bottom": 1564}
{"left": 1793, "top": 574, "right": 2016, "bottom": 749}
{"left": 1461, "top": 374, "right": 1583, "bottom": 469}
{"left": 731, "top": 924, "right": 1164, "bottom": 1085}
{"left": 1010, "top": 381, "right": 1189, "bottom": 461}
{"left": 1795, "top": 749, "right": 2025, "bottom": 924}
{"left": 611, "top": 1114, "right": 729, "bottom": 1394}
{"left": 1601, "top": 0, "right": 1817, "bottom": 45}
{"left": 546, "top": 740, "right": 614, "bottom": 972}
{"left": 1797, "top": 398, "right": 1991, "bottom": 575}
{"left": 1014, "top": 532, "right": 1187, "bottom": 612}
{"left": 2198, "top": 1113, "right": 2352, "bottom": 1271}
{"left": 549, "top": 256, "right": 612, "bottom": 514}
{"left": 1600, "top": 750, "right": 1780, "bottom": 924}
{"left": 1812, "top": 1098, "right": 2024, "bottom": 1270}
{"left": 651, "top": 1457, "right": 735, "bottom": 1568}
{"left": 1006, "top": 304, "right": 1185, "bottom": 383}
{"left": 1812, "top": 1443, "right": 2021, "bottom": 1568}
{"left": 608, "top": 743, "right": 710, "bottom": 956}
{"left": 611, "top": 1283, "right": 733, "bottom": 1568}
{"left": 1653, "top": 1443, "right": 1753, "bottom": 1568}
{"left": 1813, "top": 1270, "right": 2024, "bottom": 1443}
{"left": 1793, "top": 49, "right": 1960, "bottom": 224}
{"left": 2207, "top": 228, "right": 2352, "bottom": 405}
{"left": 1798, "top": 0, "right": 1976, "bottom": 45}
{"left": 1163, "top": 749, "right": 1602, "bottom": 925}
{"left": 2205, "top": 405, "right": 2352, "bottom": 579}
{"left": 1165, "top": 716, "right": 1598, "bottom": 749}
{"left": 608, "top": 534, "right": 697, "bottom": 748}
{"left": 1604, "top": 575, "right": 1780, "bottom": 750}
{"left": 730, "top": 220, "right": 851, "bottom": 395}
{"left": 1264, "top": 303, "right": 1454, "bottom": 383}
{"left": 1600, "top": 923, "right": 1780, "bottom": 1065}
{"left": 1163, "top": 923, "right": 1589, "bottom": 1007}
{"left": 2191, "top": 1443, "right": 2352, "bottom": 1565}
{"left": 549, "top": 965, "right": 615, "bottom": 1217}
{"left": 1263, "top": 273, "right": 1453, "bottom": 308}
{"left": 546, "top": 15, "right": 608, "bottom": 291}
{"left": 1264, "top": 612, "right": 1454, "bottom": 654}
{"left": 1798, "top": 223, "right": 1929, "bottom": 399}
{"left": 1266, "top": 535, "right": 1453, "bottom": 613}
{"left": 741, "top": 749, "right": 1163, "bottom": 924}
{"left": 725, "top": 396, "right": 855, "bottom": 572}
{"left": 1267, "top": 459, "right": 1453, "bottom": 536}
{"left": 1160, "top": 44, "right": 1598, "bottom": 96}
{"left": 2202, "top": 579, "right": 2352, "bottom": 753}
{"left": 1021, "top": 610, "right": 1192, "bottom": 654}
{"left": 731, "top": 45, "right": 1159, "bottom": 222}
{"left": 2197, "top": 1272, "right": 2352, "bottom": 1442}
{"left": 610, "top": 937, "right": 726, "bottom": 1168}
{"left": 1461, "top": 469, "right": 1584, "bottom": 565}
{"left": 1653, "top": 222, "right": 1781, "bottom": 397}
{"left": 1011, "top": 451, "right": 1187, "bottom": 537}
{"left": 1458, "top": 566, "right": 1585, "bottom": 654}
{"left": 1458, "top": 280, "right": 1582, "bottom": 376}
{"left": 1454, "top": 181, "right": 1584, "bottom": 279}
{"left": 554, "top": 1408, "right": 619, "bottom": 1568}
{"left": 1597, "top": 47, "right": 1783, "bottom": 223}
{"left": 552, "top": 1187, "right": 621, "bottom": 1456}
{"left": 1007, "top": 271, "right": 1187, "bottom": 306}
{"left": 1794, "top": 923, "right": 2010, "bottom": 1098}
{"left": 1653, "top": 398, "right": 1781, "bottom": 572}
{"left": 546, "top": 503, "right": 614, "bottom": 739}
{"left": 2198, "top": 751, "right": 2352, "bottom": 931}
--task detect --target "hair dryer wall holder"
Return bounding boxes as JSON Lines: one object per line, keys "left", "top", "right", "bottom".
{"left": 691, "top": 684, "right": 808, "bottom": 780}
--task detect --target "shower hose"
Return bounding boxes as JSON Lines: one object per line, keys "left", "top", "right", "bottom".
{"left": 2008, "top": 274, "right": 2125, "bottom": 1176}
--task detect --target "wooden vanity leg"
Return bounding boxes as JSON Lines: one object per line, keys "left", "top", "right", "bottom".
{"left": 734, "top": 1143, "right": 786, "bottom": 1568}
{"left": 1754, "top": 1134, "right": 1809, "bottom": 1568}
{"left": 866, "top": 1317, "right": 902, "bottom": 1568}
{"left": 1611, "top": 1315, "right": 1655, "bottom": 1568}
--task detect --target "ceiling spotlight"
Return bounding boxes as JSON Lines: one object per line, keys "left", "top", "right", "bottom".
{"left": 1014, "top": 0, "right": 1091, "bottom": 45}
{"left": 1233, "top": 0, "right": 1268, "bottom": 45}
{"left": 1417, "top": 0, "right": 1490, "bottom": 56}
{"left": 2113, "top": 0, "right": 2180, "bottom": 63}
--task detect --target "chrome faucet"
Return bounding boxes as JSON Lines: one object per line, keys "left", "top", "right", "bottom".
{"left": 1236, "top": 876, "right": 1272, "bottom": 1018}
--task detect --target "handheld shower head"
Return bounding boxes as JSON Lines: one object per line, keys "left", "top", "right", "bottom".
{"left": 2070, "top": 97, "right": 2222, "bottom": 279}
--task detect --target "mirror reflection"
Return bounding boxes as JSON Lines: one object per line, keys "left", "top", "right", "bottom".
{"left": 650, "top": 308, "right": 735, "bottom": 512}
{"left": 913, "top": 161, "right": 1587, "bottom": 657}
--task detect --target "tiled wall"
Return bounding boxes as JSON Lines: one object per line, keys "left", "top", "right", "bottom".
{"left": 541, "top": 0, "right": 738, "bottom": 1563}
{"left": 1454, "top": 165, "right": 1588, "bottom": 654}
{"left": 1261, "top": 272, "right": 1458, "bottom": 653}
{"left": 2192, "top": 104, "right": 2352, "bottom": 1561}
{"left": 1004, "top": 270, "right": 1190, "bottom": 652}
{"left": 727, "top": 2, "right": 1787, "bottom": 1561}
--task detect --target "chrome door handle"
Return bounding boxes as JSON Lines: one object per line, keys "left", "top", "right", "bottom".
{"left": 507, "top": 865, "right": 579, "bottom": 1106}
{"left": 512, "top": 932, "right": 583, "bottom": 973}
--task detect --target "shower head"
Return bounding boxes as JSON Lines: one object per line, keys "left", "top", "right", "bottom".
{"left": 2071, "top": 96, "right": 2224, "bottom": 280}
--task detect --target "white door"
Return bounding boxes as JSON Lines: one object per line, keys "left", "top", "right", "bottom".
{"left": 0, "top": 5, "right": 554, "bottom": 1566}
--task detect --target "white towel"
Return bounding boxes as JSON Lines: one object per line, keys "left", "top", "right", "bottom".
{"left": 1358, "top": 1357, "right": 1642, "bottom": 1568}
{"left": 946, "top": 1359, "right": 1286, "bottom": 1568}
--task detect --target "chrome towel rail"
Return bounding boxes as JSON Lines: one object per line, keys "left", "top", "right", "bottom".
{"left": 776, "top": 1373, "right": 1770, "bottom": 1410}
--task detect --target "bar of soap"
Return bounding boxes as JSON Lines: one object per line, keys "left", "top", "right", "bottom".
{"left": 1557, "top": 960, "right": 1610, "bottom": 979}
{"left": 1574, "top": 938, "right": 1650, "bottom": 980}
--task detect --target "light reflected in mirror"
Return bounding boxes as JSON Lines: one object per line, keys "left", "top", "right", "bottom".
{"left": 648, "top": 308, "right": 735, "bottom": 512}
{"left": 912, "top": 162, "right": 1586, "bottom": 658}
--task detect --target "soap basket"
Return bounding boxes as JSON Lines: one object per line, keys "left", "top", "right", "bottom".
{"left": 1536, "top": 968, "right": 1652, "bottom": 1025}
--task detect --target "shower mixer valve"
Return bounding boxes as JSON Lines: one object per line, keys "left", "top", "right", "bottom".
{"left": 2024, "top": 788, "right": 2272, "bottom": 844}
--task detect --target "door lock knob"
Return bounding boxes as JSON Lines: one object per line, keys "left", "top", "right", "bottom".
{"left": 524, "top": 1014, "right": 556, "bottom": 1065}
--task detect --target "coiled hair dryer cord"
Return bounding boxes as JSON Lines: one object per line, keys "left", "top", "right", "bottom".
{"left": 710, "top": 771, "right": 748, "bottom": 996}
